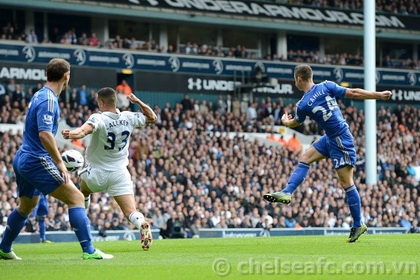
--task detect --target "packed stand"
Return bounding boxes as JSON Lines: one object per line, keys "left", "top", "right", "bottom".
{"left": 0, "top": 82, "right": 419, "bottom": 238}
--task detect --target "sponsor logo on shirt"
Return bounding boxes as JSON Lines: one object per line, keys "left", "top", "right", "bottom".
{"left": 43, "top": 114, "right": 53, "bottom": 124}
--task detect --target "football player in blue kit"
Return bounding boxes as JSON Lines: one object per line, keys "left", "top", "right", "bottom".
{"left": 264, "top": 64, "right": 392, "bottom": 242}
{"left": 30, "top": 193, "right": 51, "bottom": 243}
{"left": 0, "top": 58, "right": 113, "bottom": 260}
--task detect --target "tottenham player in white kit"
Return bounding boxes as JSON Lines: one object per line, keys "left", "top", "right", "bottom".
{"left": 61, "top": 87, "right": 157, "bottom": 250}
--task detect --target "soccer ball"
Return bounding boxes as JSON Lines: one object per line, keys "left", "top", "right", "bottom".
{"left": 61, "top": 149, "right": 84, "bottom": 172}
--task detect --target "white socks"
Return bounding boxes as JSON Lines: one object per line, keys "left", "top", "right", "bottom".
{"left": 84, "top": 196, "right": 90, "bottom": 209}
{"left": 129, "top": 212, "right": 145, "bottom": 229}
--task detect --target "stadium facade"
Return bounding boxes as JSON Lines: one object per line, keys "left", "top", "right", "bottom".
{"left": 0, "top": 0, "right": 419, "bottom": 108}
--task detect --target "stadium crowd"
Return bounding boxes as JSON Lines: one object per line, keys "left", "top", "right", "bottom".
{"left": 0, "top": 83, "right": 419, "bottom": 239}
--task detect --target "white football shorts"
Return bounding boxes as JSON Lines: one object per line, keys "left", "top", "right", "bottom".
{"left": 79, "top": 165, "right": 134, "bottom": 197}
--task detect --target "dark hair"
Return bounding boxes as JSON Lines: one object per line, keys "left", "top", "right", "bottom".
{"left": 294, "top": 64, "right": 313, "bottom": 81}
{"left": 46, "top": 58, "right": 70, "bottom": 82}
{"left": 97, "top": 87, "right": 117, "bottom": 106}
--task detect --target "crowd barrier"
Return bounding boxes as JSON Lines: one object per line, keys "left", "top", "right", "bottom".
{"left": 5, "top": 227, "right": 409, "bottom": 244}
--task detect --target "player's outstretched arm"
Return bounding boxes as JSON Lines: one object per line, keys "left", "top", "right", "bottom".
{"left": 344, "top": 88, "right": 392, "bottom": 100}
{"left": 126, "top": 93, "right": 157, "bottom": 124}
{"left": 281, "top": 113, "right": 301, "bottom": 128}
{"left": 61, "top": 123, "right": 94, "bottom": 139}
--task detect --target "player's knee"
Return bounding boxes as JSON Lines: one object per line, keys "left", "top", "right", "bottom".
{"left": 62, "top": 189, "right": 85, "bottom": 207}
{"left": 17, "top": 206, "right": 35, "bottom": 216}
{"left": 299, "top": 153, "right": 311, "bottom": 164}
{"left": 72, "top": 191, "right": 86, "bottom": 205}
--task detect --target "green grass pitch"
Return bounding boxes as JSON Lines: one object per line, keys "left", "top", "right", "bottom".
{"left": 1, "top": 234, "right": 418, "bottom": 279}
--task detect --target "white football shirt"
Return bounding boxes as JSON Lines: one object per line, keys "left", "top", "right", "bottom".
{"left": 85, "top": 110, "right": 146, "bottom": 170}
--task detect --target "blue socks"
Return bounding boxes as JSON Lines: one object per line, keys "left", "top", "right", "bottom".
{"left": 345, "top": 185, "right": 362, "bottom": 228}
{"left": 283, "top": 162, "right": 310, "bottom": 194}
{"left": 69, "top": 207, "right": 95, "bottom": 254}
{"left": 38, "top": 216, "right": 46, "bottom": 241}
{"left": 0, "top": 209, "right": 28, "bottom": 252}
{"left": 1, "top": 206, "right": 95, "bottom": 254}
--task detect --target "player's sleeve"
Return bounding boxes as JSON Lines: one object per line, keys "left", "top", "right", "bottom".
{"left": 293, "top": 101, "right": 306, "bottom": 124}
{"left": 37, "top": 99, "right": 55, "bottom": 132}
{"left": 326, "top": 81, "right": 346, "bottom": 98}
{"left": 85, "top": 113, "right": 102, "bottom": 132}
{"left": 130, "top": 112, "right": 147, "bottom": 127}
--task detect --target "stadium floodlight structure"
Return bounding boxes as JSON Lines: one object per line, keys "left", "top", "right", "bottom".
{"left": 364, "top": 0, "right": 377, "bottom": 185}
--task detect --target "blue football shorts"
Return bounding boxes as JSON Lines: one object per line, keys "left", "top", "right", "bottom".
{"left": 312, "top": 129, "right": 356, "bottom": 170}
{"left": 13, "top": 150, "right": 65, "bottom": 199}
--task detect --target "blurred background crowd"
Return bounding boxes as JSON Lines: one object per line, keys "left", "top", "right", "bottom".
{"left": 0, "top": 79, "right": 419, "bottom": 239}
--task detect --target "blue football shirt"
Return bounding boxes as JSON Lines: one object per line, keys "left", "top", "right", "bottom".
{"left": 20, "top": 86, "right": 60, "bottom": 156}
{"left": 294, "top": 81, "right": 347, "bottom": 138}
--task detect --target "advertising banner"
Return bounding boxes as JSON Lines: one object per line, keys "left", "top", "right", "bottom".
{"left": 1, "top": 42, "right": 419, "bottom": 101}
{"left": 95, "top": 0, "right": 419, "bottom": 31}
{"left": 198, "top": 228, "right": 409, "bottom": 238}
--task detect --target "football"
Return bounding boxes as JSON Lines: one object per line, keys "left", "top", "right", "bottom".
{"left": 61, "top": 149, "right": 84, "bottom": 172}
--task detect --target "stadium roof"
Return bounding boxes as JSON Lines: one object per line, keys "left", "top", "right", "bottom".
{"left": 1, "top": 0, "right": 419, "bottom": 41}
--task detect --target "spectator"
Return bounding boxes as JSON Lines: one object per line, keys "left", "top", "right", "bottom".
{"left": 166, "top": 212, "right": 186, "bottom": 238}
{"left": 286, "top": 133, "right": 302, "bottom": 153}
{"left": 26, "top": 29, "right": 38, "bottom": 44}
{"left": 199, "top": 100, "right": 209, "bottom": 114}
{"left": 277, "top": 135, "right": 287, "bottom": 147}
{"left": 78, "top": 85, "right": 88, "bottom": 107}
{"left": 216, "top": 95, "right": 227, "bottom": 116}
{"left": 78, "top": 32, "right": 89, "bottom": 46}
{"left": 382, "top": 55, "right": 394, "bottom": 68}
{"left": 246, "top": 101, "right": 257, "bottom": 121}
{"left": 115, "top": 80, "right": 132, "bottom": 108}
{"left": 267, "top": 131, "right": 277, "bottom": 142}
{"left": 151, "top": 208, "right": 166, "bottom": 238}
{"left": 6, "top": 79, "right": 16, "bottom": 95}
{"left": 400, "top": 213, "right": 412, "bottom": 228}
{"left": 232, "top": 95, "right": 241, "bottom": 118}
{"left": 180, "top": 94, "right": 194, "bottom": 112}
{"left": 49, "top": 27, "right": 61, "bottom": 43}
{"left": 284, "top": 211, "right": 296, "bottom": 228}
{"left": 88, "top": 32, "right": 100, "bottom": 47}
{"left": 0, "top": 83, "right": 6, "bottom": 105}
{"left": 110, "top": 218, "right": 126, "bottom": 230}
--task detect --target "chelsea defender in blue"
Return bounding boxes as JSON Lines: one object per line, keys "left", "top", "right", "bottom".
{"left": 0, "top": 58, "right": 113, "bottom": 260}
{"left": 264, "top": 64, "right": 392, "bottom": 243}
{"left": 30, "top": 193, "right": 51, "bottom": 243}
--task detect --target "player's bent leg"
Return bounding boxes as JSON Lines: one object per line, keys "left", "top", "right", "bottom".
{"left": 113, "top": 194, "right": 152, "bottom": 250}
{"left": 18, "top": 195, "right": 40, "bottom": 216}
{"left": 50, "top": 182, "right": 85, "bottom": 207}
{"left": 264, "top": 146, "right": 326, "bottom": 205}
{"left": 80, "top": 179, "right": 93, "bottom": 209}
